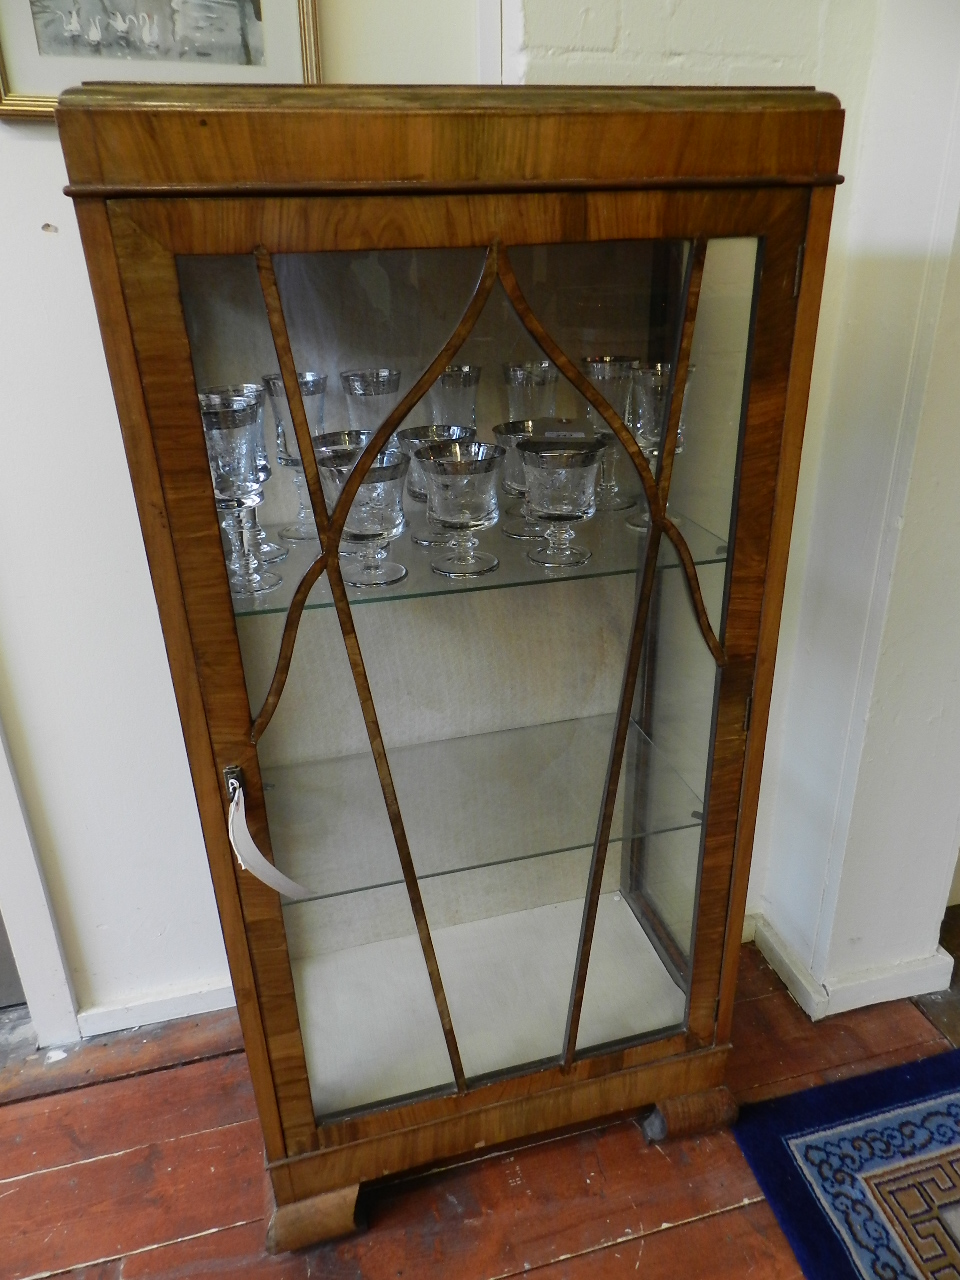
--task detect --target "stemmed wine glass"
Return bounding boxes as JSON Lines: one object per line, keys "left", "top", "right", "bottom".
{"left": 503, "top": 361, "right": 558, "bottom": 421}
{"left": 426, "top": 365, "right": 481, "bottom": 430}
{"left": 417, "top": 440, "right": 504, "bottom": 578}
{"left": 314, "top": 435, "right": 409, "bottom": 587}
{"left": 203, "top": 383, "right": 288, "bottom": 566}
{"left": 626, "top": 362, "right": 673, "bottom": 533}
{"left": 518, "top": 437, "right": 603, "bottom": 569}
{"left": 492, "top": 419, "right": 548, "bottom": 540}
{"left": 395, "top": 423, "right": 477, "bottom": 547}
{"left": 199, "top": 389, "right": 281, "bottom": 595}
{"left": 263, "top": 371, "right": 327, "bottom": 541}
{"left": 581, "top": 356, "right": 637, "bottom": 512}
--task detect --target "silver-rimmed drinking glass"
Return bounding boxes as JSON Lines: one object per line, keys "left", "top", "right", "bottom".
{"left": 199, "top": 389, "right": 281, "bottom": 595}
{"left": 204, "top": 382, "right": 288, "bottom": 566}
{"left": 417, "top": 440, "right": 504, "bottom": 578}
{"left": 626, "top": 362, "right": 673, "bottom": 533}
{"left": 581, "top": 356, "right": 637, "bottom": 512}
{"left": 396, "top": 423, "right": 477, "bottom": 547}
{"left": 503, "top": 360, "right": 558, "bottom": 421}
{"left": 492, "top": 419, "right": 549, "bottom": 540}
{"left": 340, "top": 368, "right": 402, "bottom": 435}
{"left": 518, "top": 437, "right": 603, "bottom": 570}
{"left": 314, "top": 439, "right": 409, "bottom": 587}
{"left": 426, "top": 365, "right": 481, "bottom": 430}
{"left": 263, "top": 371, "right": 327, "bottom": 541}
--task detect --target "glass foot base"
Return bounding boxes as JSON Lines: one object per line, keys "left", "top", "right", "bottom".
{"left": 341, "top": 560, "right": 408, "bottom": 588}
{"left": 230, "top": 568, "right": 282, "bottom": 595}
{"left": 410, "top": 526, "right": 446, "bottom": 548}
{"left": 595, "top": 490, "right": 635, "bottom": 512}
{"left": 280, "top": 522, "right": 318, "bottom": 541}
{"left": 527, "top": 545, "right": 591, "bottom": 569}
{"left": 432, "top": 550, "right": 499, "bottom": 578}
{"left": 625, "top": 510, "right": 651, "bottom": 532}
{"left": 501, "top": 514, "right": 547, "bottom": 540}
{"left": 258, "top": 540, "right": 289, "bottom": 563}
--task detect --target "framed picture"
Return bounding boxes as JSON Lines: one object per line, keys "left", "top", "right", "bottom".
{"left": 0, "top": 0, "right": 321, "bottom": 119}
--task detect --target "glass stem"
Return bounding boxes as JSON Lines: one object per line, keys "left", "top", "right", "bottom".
{"left": 222, "top": 509, "right": 256, "bottom": 588}
{"left": 292, "top": 466, "right": 311, "bottom": 529}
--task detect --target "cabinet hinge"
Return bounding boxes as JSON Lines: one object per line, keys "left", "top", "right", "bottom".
{"left": 743, "top": 694, "right": 753, "bottom": 734}
{"left": 794, "top": 242, "right": 806, "bottom": 297}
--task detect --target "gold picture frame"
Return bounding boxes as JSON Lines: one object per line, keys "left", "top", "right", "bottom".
{"left": 0, "top": 0, "right": 321, "bottom": 119}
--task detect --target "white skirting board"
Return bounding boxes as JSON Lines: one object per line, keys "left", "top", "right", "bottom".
{"left": 753, "top": 915, "right": 952, "bottom": 1021}
{"left": 76, "top": 982, "right": 236, "bottom": 1038}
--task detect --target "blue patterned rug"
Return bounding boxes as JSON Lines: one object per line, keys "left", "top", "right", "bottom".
{"left": 735, "top": 1050, "right": 960, "bottom": 1280}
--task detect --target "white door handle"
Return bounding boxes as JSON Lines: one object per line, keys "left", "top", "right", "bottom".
{"left": 226, "top": 775, "right": 313, "bottom": 902}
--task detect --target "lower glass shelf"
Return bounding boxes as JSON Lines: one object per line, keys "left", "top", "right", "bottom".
{"left": 290, "top": 891, "right": 687, "bottom": 1119}
{"left": 264, "top": 714, "right": 703, "bottom": 904}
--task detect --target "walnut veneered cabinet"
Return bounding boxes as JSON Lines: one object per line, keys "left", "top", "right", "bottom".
{"left": 58, "top": 85, "right": 842, "bottom": 1249}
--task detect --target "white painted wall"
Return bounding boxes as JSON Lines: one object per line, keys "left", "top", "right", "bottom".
{"left": 0, "top": 125, "right": 233, "bottom": 1040}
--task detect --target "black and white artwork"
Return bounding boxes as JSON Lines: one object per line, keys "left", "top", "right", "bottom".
{"left": 29, "top": 0, "right": 265, "bottom": 64}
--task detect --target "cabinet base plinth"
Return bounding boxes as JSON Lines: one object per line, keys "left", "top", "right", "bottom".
{"left": 266, "top": 1184, "right": 360, "bottom": 1252}
{"left": 641, "top": 1086, "right": 738, "bottom": 1143}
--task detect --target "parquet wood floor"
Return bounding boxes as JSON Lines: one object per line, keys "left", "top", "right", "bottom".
{"left": 0, "top": 945, "right": 950, "bottom": 1280}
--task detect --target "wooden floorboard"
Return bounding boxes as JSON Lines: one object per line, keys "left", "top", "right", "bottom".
{"left": 7, "top": 943, "right": 954, "bottom": 1279}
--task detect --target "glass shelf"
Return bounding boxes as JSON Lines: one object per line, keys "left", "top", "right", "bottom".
{"left": 233, "top": 504, "right": 728, "bottom": 618}
{"left": 264, "top": 714, "right": 702, "bottom": 907}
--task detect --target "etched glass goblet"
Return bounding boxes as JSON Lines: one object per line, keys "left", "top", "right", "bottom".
{"left": 518, "top": 437, "right": 603, "bottom": 570}
{"left": 492, "top": 418, "right": 549, "bottom": 540}
{"left": 426, "top": 365, "right": 481, "bottom": 431}
{"left": 314, "top": 440, "right": 409, "bottom": 587}
{"left": 340, "top": 368, "right": 402, "bottom": 436}
{"left": 263, "top": 371, "right": 327, "bottom": 541}
{"left": 395, "top": 423, "right": 477, "bottom": 547}
{"left": 503, "top": 361, "right": 558, "bottom": 422}
{"left": 199, "top": 389, "right": 281, "bottom": 595}
{"left": 581, "top": 356, "right": 637, "bottom": 512}
{"left": 417, "top": 441, "right": 505, "bottom": 578}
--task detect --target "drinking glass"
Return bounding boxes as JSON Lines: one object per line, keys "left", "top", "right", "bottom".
{"left": 426, "top": 365, "right": 481, "bottom": 430}
{"left": 340, "top": 368, "right": 402, "bottom": 435}
{"left": 417, "top": 441, "right": 505, "bottom": 578}
{"left": 626, "top": 362, "right": 673, "bottom": 533}
{"left": 492, "top": 419, "right": 549, "bottom": 540}
{"left": 263, "top": 371, "right": 327, "bottom": 541}
{"left": 518, "top": 437, "right": 603, "bottom": 569}
{"left": 502, "top": 361, "right": 558, "bottom": 421}
{"left": 314, "top": 439, "right": 409, "bottom": 587}
{"left": 199, "top": 389, "right": 281, "bottom": 595}
{"left": 581, "top": 356, "right": 637, "bottom": 512}
{"left": 396, "top": 423, "right": 477, "bottom": 548}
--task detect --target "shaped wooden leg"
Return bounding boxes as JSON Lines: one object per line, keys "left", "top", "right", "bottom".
{"left": 266, "top": 1183, "right": 360, "bottom": 1252}
{"left": 641, "top": 1085, "right": 738, "bottom": 1143}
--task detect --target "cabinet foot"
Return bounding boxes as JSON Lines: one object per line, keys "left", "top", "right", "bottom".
{"left": 641, "top": 1086, "right": 738, "bottom": 1143}
{"left": 266, "top": 1183, "right": 360, "bottom": 1252}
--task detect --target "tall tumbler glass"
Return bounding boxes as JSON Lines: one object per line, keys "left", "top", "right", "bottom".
{"left": 263, "top": 371, "right": 327, "bottom": 541}
{"left": 417, "top": 441, "right": 505, "bottom": 578}
{"left": 581, "top": 356, "right": 638, "bottom": 512}
{"left": 426, "top": 365, "right": 481, "bottom": 430}
{"left": 518, "top": 437, "right": 603, "bottom": 570}
{"left": 340, "top": 368, "right": 402, "bottom": 436}
{"left": 502, "top": 361, "right": 558, "bottom": 422}
{"left": 199, "top": 389, "right": 281, "bottom": 595}
{"left": 315, "top": 439, "right": 409, "bottom": 587}
{"left": 626, "top": 362, "right": 674, "bottom": 533}
{"left": 492, "top": 419, "right": 548, "bottom": 540}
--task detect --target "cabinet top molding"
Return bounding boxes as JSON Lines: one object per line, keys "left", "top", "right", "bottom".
{"left": 57, "top": 85, "right": 843, "bottom": 198}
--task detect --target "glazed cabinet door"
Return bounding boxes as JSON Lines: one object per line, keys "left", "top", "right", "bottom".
{"left": 107, "top": 187, "right": 807, "bottom": 1140}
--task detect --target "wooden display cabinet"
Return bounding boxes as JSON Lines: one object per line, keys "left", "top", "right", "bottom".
{"left": 58, "top": 85, "right": 842, "bottom": 1250}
